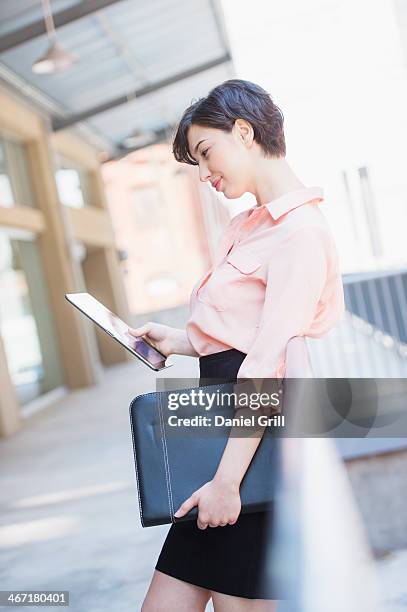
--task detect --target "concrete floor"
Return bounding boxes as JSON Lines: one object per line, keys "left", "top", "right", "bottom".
{"left": 0, "top": 353, "right": 406, "bottom": 612}
{"left": 376, "top": 548, "right": 407, "bottom": 612}
{"left": 0, "top": 355, "right": 204, "bottom": 612}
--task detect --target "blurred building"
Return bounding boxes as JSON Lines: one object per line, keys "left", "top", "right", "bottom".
{"left": 102, "top": 144, "right": 230, "bottom": 315}
{"left": 0, "top": 0, "right": 234, "bottom": 438}
{"left": 0, "top": 89, "right": 134, "bottom": 437}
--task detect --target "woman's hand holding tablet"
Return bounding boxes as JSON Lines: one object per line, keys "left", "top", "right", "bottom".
{"left": 65, "top": 292, "right": 173, "bottom": 371}
{"left": 128, "top": 323, "right": 199, "bottom": 359}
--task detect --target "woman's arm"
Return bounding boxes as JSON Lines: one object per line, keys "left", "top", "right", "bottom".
{"left": 213, "top": 426, "right": 265, "bottom": 488}
{"left": 172, "top": 329, "right": 200, "bottom": 357}
{"left": 174, "top": 404, "right": 267, "bottom": 530}
{"left": 235, "top": 226, "right": 342, "bottom": 380}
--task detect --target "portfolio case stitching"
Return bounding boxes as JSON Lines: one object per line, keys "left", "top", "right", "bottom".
{"left": 158, "top": 393, "right": 175, "bottom": 521}
{"left": 157, "top": 392, "right": 173, "bottom": 522}
{"left": 129, "top": 397, "right": 145, "bottom": 527}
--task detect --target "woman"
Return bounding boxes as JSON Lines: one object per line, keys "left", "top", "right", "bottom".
{"left": 129, "top": 79, "right": 345, "bottom": 611}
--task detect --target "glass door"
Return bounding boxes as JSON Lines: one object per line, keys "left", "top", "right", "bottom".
{"left": 0, "top": 229, "right": 64, "bottom": 405}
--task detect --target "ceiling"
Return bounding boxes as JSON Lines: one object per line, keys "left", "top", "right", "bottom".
{"left": 0, "top": 0, "right": 234, "bottom": 157}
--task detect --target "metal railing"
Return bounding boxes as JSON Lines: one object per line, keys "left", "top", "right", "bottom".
{"left": 306, "top": 269, "right": 407, "bottom": 378}
{"left": 270, "top": 268, "right": 407, "bottom": 610}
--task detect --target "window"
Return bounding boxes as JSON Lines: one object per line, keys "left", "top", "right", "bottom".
{"left": 0, "top": 136, "right": 36, "bottom": 208}
{"left": 55, "top": 158, "right": 90, "bottom": 208}
{"left": 358, "top": 166, "right": 382, "bottom": 258}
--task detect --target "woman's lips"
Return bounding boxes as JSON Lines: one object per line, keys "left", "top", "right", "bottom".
{"left": 214, "top": 178, "right": 222, "bottom": 191}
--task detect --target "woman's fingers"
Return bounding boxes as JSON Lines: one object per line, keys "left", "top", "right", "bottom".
{"left": 128, "top": 323, "right": 151, "bottom": 337}
{"left": 208, "top": 519, "right": 229, "bottom": 528}
{"left": 197, "top": 514, "right": 209, "bottom": 530}
{"left": 174, "top": 494, "right": 198, "bottom": 518}
{"left": 199, "top": 517, "right": 229, "bottom": 529}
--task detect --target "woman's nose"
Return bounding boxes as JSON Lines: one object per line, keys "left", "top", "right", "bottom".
{"left": 198, "top": 164, "right": 211, "bottom": 183}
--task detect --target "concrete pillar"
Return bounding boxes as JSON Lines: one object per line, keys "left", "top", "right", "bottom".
{"left": 0, "top": 336, "right": 20, "bottom": 437}
{"left": 26, "top": 127, "right": 99, "bottom": 389}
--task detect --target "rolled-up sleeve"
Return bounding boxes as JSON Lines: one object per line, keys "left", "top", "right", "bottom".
{"left": 236, "top": 226, "right": 330, "bottom": 381}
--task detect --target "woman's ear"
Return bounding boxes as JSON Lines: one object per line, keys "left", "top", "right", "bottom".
{"left": 234, "top": 119, "right": 254, "bottom": 148}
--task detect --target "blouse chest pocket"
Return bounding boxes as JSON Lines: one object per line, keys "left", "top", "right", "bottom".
{"left": 226, "top": 251, "right": 262, "bottom": 276}
{"left": 197, "top": 251, "right": 262, "bottom": 312}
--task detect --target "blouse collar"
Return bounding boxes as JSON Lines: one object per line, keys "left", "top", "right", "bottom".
{"left": 248, "top": 186, "right": 324, "bottom": 220}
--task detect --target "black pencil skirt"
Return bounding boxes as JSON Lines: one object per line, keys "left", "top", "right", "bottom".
{"left": 155, "top": 348, "right": 276, "bottom": 600}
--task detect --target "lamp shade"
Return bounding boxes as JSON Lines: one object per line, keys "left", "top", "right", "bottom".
{"left": 32, "top": 40, "right": 76, "bottom": 74}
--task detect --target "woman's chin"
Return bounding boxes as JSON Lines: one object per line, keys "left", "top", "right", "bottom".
{"left": 225, "top": 188, "right": 245, "bottom": 200}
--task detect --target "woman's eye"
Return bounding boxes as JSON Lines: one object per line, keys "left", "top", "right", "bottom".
{"left": 202, "top": 148, "right": 209, "bottom": 158}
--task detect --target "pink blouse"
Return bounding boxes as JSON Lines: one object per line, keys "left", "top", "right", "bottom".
{"left": 186, "top": 186, "right": 345, "bottom": 380}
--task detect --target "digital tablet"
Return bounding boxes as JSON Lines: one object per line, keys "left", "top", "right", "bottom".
{"left": 65, "top": 292, "right": 172, "bottom": 371}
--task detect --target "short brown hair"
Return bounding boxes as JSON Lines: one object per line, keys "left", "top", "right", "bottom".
{"left": 172, "top": 79, "right": 286, "bottom": 165}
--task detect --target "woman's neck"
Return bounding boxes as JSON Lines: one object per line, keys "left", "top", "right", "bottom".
{"left": 250, "top": 157, "right": 306, "bottom": 207}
